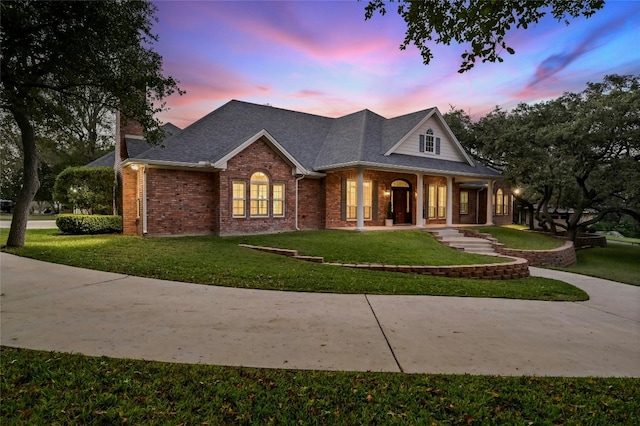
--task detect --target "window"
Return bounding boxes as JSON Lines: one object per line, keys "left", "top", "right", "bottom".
{"left": 437, "top": 185, "right": 446, "bottom": 218}
{"left": 427, "top": 183, "right": 446, "bottom": 219}
{"left": 272, "top": 183, "right": 285, "bottom": 217}
{"left": 428, "top": 184, "right": 437, "bottom": 218}
{"left": 495, "top": 188, "right": 504, "bottom": 215}
{"left": 250, "top": 172, "right": 269, "bottom": 216}
{"left": 232, "top": 181, "right": 246, "bottom": 217}
{"left": 425, "top": 129, "right": 434, "bottom": 153}
{"left": 460, "top": 191, "right": 469, "bottom": 214}
{"left": 346, "top": 179, "right": 372, "bottom": 220}
{"left": 503, "top": 193, "right": 509, "bottom": 215}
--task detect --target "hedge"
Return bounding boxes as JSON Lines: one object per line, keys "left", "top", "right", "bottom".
{"left": 56, "top": 214, "right": 123, "bottom": 235}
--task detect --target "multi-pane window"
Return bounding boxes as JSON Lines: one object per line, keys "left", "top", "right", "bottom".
{"left": 272, "top": 183, "right": 285, "bottom": 217}
{"left": 232, "top": 181, "right": 246, "bottom": 217}
{"left": 428, "top": 184, "right": 437, "bottom": 218}
{"left": 428, "top": 184, "right": 446, "bottom": 219}
{"left": 495, "top": 189, "right": 504, "bottom": 215}
{"left": 346, "top": 179, "right": 372, "bottom": 220}
{"left": 250, "top": 172, "right": 269, "bottom": 216}
{"left": 425, "top": 129, "right": 435, "bottom": 153}
{"left": 460, "top": 191, "right": 469, "bottom": 214}
{"left": 437, "top": 185, "right": 446, "bottom": 218}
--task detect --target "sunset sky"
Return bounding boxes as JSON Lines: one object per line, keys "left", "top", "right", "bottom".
{"left": 152, "top": 0, "right": 640, "bottom": 129}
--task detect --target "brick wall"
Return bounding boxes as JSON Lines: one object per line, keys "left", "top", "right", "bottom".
{"left": 219, "top": 138, "right": 297, "bottom": 235}
{"left": 122, "top": 166, "right": 139, "bottom": 235}
{"left": 325, "top": 170, "right": 418, "bottom": 227}
{"left": 298, "top": 177, "right": 325, "bottom": 230}
{"left": 145, "top": 168, "right": 217, "bottom": 236}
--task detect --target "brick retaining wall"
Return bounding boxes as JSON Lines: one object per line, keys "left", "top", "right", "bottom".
{"left": 461, "top": 230, "right": 577, "bottom": 267}
{"left": 239, "top": 244, "right": 530, "bottom": 280}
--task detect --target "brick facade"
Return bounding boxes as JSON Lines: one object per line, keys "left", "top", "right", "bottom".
{"left": 122, "top": 140, "right": 513, "bottom": 236}
{"left": 146, "top": 168, "right": 217, "bottom": 236}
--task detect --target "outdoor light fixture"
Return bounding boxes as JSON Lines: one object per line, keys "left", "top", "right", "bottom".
{"left": 130, "top": 164, "right": 139, "bottom": 171}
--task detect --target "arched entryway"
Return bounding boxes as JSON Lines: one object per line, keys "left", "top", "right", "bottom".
{"left": 391, "top": 179, "right": 412, "bottom": 224}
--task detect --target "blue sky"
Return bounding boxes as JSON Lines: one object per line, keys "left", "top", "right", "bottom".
{"left": 152, "top": 0, "right": 640, "bottom": 128}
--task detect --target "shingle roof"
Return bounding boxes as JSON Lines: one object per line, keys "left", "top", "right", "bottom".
{"left": 131, "top": 100, "right": 500, "bottom": 178}
{"left": 86, "top": 123, "right": 182, "bottom": 168}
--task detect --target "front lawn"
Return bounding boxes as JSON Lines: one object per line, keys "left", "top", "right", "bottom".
{"left": 2, "top": 347, "right": 638, "bottom": 425}
{"left": 1, "top": 229, "right": 586, "bottom": 301}
{"left": 470, "top": 226, "right": 563, "bottom": 250}
{"left": 558, "top": 244, "right": 640, "bottom": 286}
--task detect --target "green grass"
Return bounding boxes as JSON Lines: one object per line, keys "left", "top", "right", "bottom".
{"left": 471, "top": 226, "right": 564, "bottom": 250}
{"left": 230, "top": 230, "right": 508, "bottom": 265}
{"left": 1, "top": 229, "right": 586, "bottom": 301}
{"left": 558, "top": 244, "right": 640, "bottom": 286}
{"left": 606, "top": 235, "right": 640, "bottom": 244}
{"left": 2, "top": 347, "right": 638, "bottom": 425}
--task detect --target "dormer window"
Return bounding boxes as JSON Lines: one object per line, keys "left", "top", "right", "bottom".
{"left": 424, "top": 129, "right": 435, "bottom": 153}
{"left": 419, "top": 129, "right": 440, "bottom": 155}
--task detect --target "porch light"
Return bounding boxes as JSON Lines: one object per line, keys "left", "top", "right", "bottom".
{"left": 514, "top": 188, "right": 521, "bottom": 195}
{"left": 384, "top": 190, "right": 391, "bottom": 197}
{"left": 130, "top": 164, "right": 139, "bottom": 171}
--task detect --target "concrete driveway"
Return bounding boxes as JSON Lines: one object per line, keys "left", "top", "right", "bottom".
{"left": 1, "top": 253, "right": 638, "bottom": 376}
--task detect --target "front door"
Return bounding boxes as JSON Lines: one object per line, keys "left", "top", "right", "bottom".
{"left": 392, "top": 187, "right": 412, "bottom": 224}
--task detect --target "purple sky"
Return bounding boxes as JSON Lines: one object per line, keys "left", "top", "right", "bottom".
{"left": 152, "top": 0, "right": 640, "bottom": 128}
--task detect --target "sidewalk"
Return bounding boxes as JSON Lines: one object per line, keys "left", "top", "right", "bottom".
{"left": 1, "top": 253, "right": 638, "bottom": 376}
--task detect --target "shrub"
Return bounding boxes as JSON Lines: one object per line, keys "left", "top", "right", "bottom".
{"left": 56, "top": 214, "right": 122, "bottom": 235}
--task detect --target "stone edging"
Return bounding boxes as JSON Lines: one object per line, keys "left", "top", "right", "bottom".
{"left": 460, "top": 230, "right": 577, "bottom": 267}
{"left": 238, "top": 244, "right": 530, "bottom": 280}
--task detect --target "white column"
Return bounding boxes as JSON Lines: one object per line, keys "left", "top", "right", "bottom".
{"left": 416, "top": 173, "right": 424, "bottom": 227}
{"left": 446, "top": 176, "right": 453, "bottom": 227}
{"left": 356, "top": 167, "right": 365, "bottom": 230}
{"left": 486, "top": 180, "right": 494, "bottom": 225}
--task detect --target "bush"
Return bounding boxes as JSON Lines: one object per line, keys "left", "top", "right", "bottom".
{"left": 56, "top": 214, "right": 122, "bottom": 235}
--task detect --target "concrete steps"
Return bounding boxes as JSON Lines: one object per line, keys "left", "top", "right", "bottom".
{"left": 429, "top": 228, "right": 497, "bottom": 254}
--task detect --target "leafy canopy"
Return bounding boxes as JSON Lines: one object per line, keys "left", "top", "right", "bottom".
{"left": 1, "top": 0, "right": 182, "bottom": 247}
{"left": 365, "top": 0, "right": 604, "bottom": 72}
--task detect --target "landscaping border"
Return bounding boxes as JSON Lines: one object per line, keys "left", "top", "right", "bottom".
{"left": 461, "top": 230, "right": 577, "bottom": 267}
{"left": 239, "top": 244, "right": 530, "bottom": 280}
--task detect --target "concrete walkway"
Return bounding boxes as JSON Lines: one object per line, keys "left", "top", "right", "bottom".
{"left": 1, "top": 253, "right": 638, "bottom": 377}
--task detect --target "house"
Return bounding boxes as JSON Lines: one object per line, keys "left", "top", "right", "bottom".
{"left": 117, "top": 100, "right": 513, "bottom": 236}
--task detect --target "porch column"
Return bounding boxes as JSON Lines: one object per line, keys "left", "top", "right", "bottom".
{"left": 416, "top": 173, "right": 424, "bottom": 227}
{"left": 446, "top": 176, "right": 453, "bottom": 227}
{"left": 486, "top": 179, "right": 494, "bottom": 225}
{"left": 356, "top": 167, "right": 365, "bottom": 230}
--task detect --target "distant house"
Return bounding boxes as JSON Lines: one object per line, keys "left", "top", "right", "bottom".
{"left": 114, "top": 100, "right": 512, "bottom": 236}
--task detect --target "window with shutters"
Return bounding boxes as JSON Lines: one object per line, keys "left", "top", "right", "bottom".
{"left": 427, "top": 184, "right": 446, "bottom": 219}
{"left": 346, "top": 179, "right": 372, "bottom": 220}
{"left": 425, "top": 129, "right": 434, "bottom": 153}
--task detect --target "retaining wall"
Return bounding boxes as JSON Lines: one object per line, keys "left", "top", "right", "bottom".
{"left": 239, "top": 244, "right": 530, "bottom": 280}
{"left": 461, "top": 230, "right": 577, "bottom": 267}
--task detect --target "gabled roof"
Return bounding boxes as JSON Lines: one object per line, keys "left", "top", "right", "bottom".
{"left": 128, "top": 100, "right": 500, "bottom": 178}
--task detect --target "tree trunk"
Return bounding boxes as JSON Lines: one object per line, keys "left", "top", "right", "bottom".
{"left": 5, "top": 110, "right": 40, "bottom": 248}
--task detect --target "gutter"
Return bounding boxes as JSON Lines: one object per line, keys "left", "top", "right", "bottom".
{"left": 295, "top": 174, "right": 305, "bottom": 230}
{"left": 142, "top": 164, "right": 148, "bottom": 235}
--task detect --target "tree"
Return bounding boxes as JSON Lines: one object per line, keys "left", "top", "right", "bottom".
{"left": 1, "top": 1, "right": 183, "bottom": 247}
{"left": 53, "top": 167, "right": 114, "bottom": 215}
{"left": 365, "top": 0, "right": 604, "bottom": 72}
{"left": 475, "top": 75, "right": 640, "bottom": 240}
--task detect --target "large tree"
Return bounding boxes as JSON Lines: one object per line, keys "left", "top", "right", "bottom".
{"left": 365, "top": 0, "right": 604, "bottom": 72}
{"left": 474, "top": 75, "right": 640, "bottom": 240}
{"left": 1, "top": 1, "right": 182, "bottom": 247}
